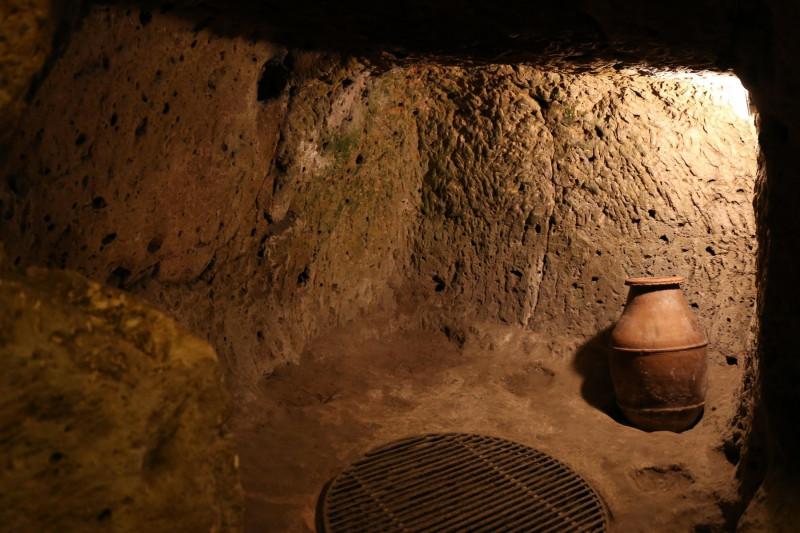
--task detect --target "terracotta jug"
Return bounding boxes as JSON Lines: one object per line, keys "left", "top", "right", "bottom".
{"left": 609, "top": 276, "right": 708, "bottom": 432}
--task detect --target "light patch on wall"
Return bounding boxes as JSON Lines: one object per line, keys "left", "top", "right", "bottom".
{"left": 653, "top": 71, "right": 752, "bottom": 121}
{"left": 713, "top": 75, "right": 751, "bottom": 120}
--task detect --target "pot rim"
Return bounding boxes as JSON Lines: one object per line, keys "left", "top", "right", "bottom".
{"left": 625, "top": 275, "right": 685, "bottom": 286}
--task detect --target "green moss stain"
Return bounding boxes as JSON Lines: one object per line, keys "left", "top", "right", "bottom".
{"left": 323, "top": 130, "right": 360, "bottom": 165}
{"left": 290, "top": 70, "right": 423, "bottom": 264}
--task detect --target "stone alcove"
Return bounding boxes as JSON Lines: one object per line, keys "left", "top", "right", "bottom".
{"left": 1, "top": 1, "right": 798, "bottom": 532}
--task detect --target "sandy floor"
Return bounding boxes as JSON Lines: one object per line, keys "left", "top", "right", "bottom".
{"left": 231, "top": 323, "right": 741, "bottom": 532}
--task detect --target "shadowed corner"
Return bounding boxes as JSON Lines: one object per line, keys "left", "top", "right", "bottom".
{"left": 315, "top": 477, "right": 334, "bottom": 533}
{"left": 572, "top": 325, "right": 629, "bottom": 426}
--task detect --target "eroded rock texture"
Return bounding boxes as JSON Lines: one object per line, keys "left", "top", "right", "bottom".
{"left": 0, "top": 260, "right": 242, "bottom": 532}
{"left": 0, "top": 0, "right": 81, "bottom": 148}
{"left": 0, "top": 3, "right": 770, "bottom": 529}
{"left": 0, "top": 1, "right": 54, "bottom": 147}
{"left": 410, "top": 68, "right": 757, "bottom": 359}
{"left": 0, "top": 4, "right": 758, "bottom": 391}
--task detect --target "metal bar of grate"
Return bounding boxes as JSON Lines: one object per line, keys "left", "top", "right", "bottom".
{"left": 329, "top": 439, "right": 557, "bottom": 520}
{"left": 425, "top": 467, "right": 589, "bottom": 532}
{"left": 328, "top": 447, "right": 533, "bottom": 523}
{"left": 322, "top": 433, "right": 609, "bottom": 533}
{"left": 410, "top": 461, "right": 575, "bottom": 531}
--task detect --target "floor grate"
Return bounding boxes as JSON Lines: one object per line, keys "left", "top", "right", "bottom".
{"left": 322, "top": 433, "right": 609, "bottom": 532}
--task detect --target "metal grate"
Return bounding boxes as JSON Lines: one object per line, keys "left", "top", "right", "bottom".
{"left": 322, "top": 433, "right": 609, "bottom": 532}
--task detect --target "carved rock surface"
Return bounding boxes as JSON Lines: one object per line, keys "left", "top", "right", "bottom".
{"left": 410, "top": 68, "right": 757, "bottom": 356}
{"left": 0, "top": 262, "right": 242, "bottom": 532}
{"left": 0, "top": 1, "right": 55, "bottom": 148}
{"left": 0, "top": 4, "right": 759, "bottom": 390}
{"left": 0, "top": 2, "right": 779, "bottom": 530}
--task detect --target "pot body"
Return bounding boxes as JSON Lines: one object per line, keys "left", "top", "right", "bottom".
{"left": 609, "top": 276, "right": 708, "bottom": 432}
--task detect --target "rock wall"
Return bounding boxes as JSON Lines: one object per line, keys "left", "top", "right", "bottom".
{"left": 0, "top": 7, "right": 423, "bottom": 386}
{"left": 0, "top": 0, "right": 82, "bottom": 149}
{"left": 0, "top": 1, "right": 784, "bottom": 529}
{"left": 0, "top": 5, "right": 758, "bottom": 392}
{"left": 410, "top": 68, "right": 757, "bottom": 361}
{"left": 0, "top": 260, "right": 242, "bottom": 532}
{"left": 734, "top": 1, "right": 800, "bottom": 527}
{"left": 0, "top": 0, "right": 57, "bottom": 148}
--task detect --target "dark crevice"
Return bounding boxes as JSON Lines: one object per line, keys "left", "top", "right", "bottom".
{"left": 257, "top": 60, "right": 289, "bottom": 102}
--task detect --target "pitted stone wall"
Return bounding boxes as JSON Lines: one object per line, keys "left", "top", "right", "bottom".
{"left": 0, "top": 6, "right": 758, "bottom": 388}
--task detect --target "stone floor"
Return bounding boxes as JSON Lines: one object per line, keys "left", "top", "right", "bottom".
{"left": 230, "top": 323, "right": 742, "bottom": 532}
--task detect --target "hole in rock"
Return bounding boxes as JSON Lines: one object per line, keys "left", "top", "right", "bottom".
{"left": 257, "top": 60, "right": 289, "bottom": 101}
{"left": 297, "top": 266, "right": 310, "bottom": 286}
{"left": 146, "top": 236, "right": 162, "bottom": 253}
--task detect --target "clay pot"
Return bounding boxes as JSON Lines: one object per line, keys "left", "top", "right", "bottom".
{"left": 609, "top": 276, "right": 708, "bottom": 432}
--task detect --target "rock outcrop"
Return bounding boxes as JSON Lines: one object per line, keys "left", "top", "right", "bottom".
{"left": 0, "top": 259, "right": 242, "bottom": 532}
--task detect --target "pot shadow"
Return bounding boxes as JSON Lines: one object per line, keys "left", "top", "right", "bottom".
{"left": 572, "top": 326, "right": 630, "bottom": 426}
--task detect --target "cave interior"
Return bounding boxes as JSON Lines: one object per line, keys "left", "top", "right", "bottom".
{"left": 1, "top": 1, "right": 800, "bottom": 532}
